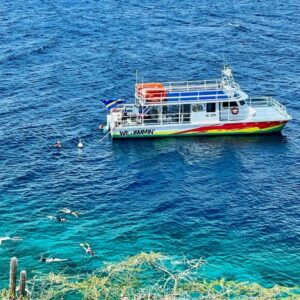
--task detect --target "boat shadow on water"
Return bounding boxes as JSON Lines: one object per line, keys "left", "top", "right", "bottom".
{"left": 112, "top": 132, "right": 289, "bottom": 149}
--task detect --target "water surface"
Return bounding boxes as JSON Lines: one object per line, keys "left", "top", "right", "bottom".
{"left": 0, "top": 0, "right": 299, "bottom": 289}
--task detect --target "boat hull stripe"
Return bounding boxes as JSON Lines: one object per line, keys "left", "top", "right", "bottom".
{"left": 112, "top": 121, "right": 287, "bottom": 138}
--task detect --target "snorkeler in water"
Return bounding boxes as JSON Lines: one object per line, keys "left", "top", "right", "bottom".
{"left": 60, "top": 208, "right": 79, "bottom": 218}
{"left": 54, "top": 140, "right": 62, "bottom": 148}
{"left": 0, "top": 236, "right": 22, "bottom": 245}
{"left": 40, "top": 256, "right": 69, "bottom": 263}
{"left": 47, "top": 215, "right": 66, "bottom": 223}
{"left": 80, "top": 243, "right": 94, "bottom": 256}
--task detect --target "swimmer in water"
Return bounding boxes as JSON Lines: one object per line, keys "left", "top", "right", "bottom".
{"left": 54, "top": 140, "right": 62, "bottom": 148}
{"left": 0, "top": 236, "right": 22, "bottom": 245}
{"left": 47, "top": 215, "right": 66, "bottom": 223}
{"left": 80, "top": 243, "right": 94, "bottom": 256}
{"left": 60, "top": 208, "right": 79, "bottom": 218}
{"left": 40, "top": 256, "right": 69, "bottom": 263}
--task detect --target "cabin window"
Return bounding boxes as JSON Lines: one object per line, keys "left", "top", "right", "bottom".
{"left": 167, "top": 105, "right": 179, "bottom": 114}
{"left": 181, "top": 104, "right": 191, "bottom": 122}
{"left": 222, "top": 102, "right": 229, "bottom": 108}
{"left": 240, "top": 100, "right": 245, "bottom": 106}
{"left": 149, "top": 107, "right": 159, "bottom": 116}
{"left": 230, "top": 101, "right": 238, "bottom": 107}
{"left": 206, "top": 103, "right": 216, "bottom": 112}
{"left": 181, "top": 104, "right": 191, "bottom": 114}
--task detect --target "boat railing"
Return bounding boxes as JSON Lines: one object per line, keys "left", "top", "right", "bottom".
{"left": 135, "top": 79, "right": 224, "bottom": 99}
{"left": 219, "top": 110, "right": 258, "bottom": 122}
{"left": 136, "top": 79, "right": 223, "bottom": 91}
{"left": 218, "top": 97, "right": 290, "bottom": 122}
{"left": 112, "top": 97, "right": 290, "bottom": 127}
{"left": 247, "top": 97, "right": 289, "bottom": 117}
{"left": 135, "top": 90, "right": 241, "bottom": 105}
{"left": 162, "top": 79, "right": 223, "bottom": 92}
{"left": 219, "top": 109, "right": 286, "bottom": 122}
{"left": 115, "top": 113, "right": 191, "bottom": 127}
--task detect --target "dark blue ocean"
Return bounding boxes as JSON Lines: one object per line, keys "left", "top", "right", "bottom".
{"left": 0, "top": 0, "right": 299, "bottom": 290}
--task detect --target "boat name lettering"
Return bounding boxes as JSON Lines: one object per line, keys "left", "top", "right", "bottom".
{"left": 119, "top": 129, "right": 155, "bottom": 136}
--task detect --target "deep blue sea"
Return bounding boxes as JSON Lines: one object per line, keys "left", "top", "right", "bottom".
{"left": 0, "top": 0, "right": 299, "bottom": 290}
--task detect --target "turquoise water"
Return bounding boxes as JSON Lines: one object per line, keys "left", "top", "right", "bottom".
{"left": 0, "top": 0, "right": 300, "bottom": 290}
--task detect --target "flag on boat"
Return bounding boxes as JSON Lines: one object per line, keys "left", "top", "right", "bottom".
{"left": 100, "top": 99, "right": 126, "bottom": 110}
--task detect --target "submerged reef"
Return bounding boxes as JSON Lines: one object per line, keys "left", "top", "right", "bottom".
{"left": 1, "top": 253, "right": 299, "bottom": 299}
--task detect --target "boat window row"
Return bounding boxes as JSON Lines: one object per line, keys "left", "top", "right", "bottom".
{"left": 145, "top": 100, "right": 245, "bottom": 115}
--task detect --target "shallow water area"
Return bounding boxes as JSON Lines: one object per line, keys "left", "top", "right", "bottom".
{"left": 0, "top": 0, "right": 300, "bottom": 290}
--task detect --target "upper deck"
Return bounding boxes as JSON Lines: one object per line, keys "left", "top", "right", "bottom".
{"left": 135, "top": 78, "right": 246, "bottom": 106}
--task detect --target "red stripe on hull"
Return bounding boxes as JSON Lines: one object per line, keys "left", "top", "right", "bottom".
{"left": 176, "top": 121, "right": 287, "bottom": 134}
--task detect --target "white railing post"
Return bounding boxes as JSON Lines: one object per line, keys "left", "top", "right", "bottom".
{"left": 179, "top": 106, "right": 182, "bottom": 124}
{"left": 227, "top": 106, "right": 229, "bottom": 122}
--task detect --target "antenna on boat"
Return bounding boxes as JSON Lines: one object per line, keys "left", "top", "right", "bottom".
{"left": 135, "top": 70, "right": 138, "bottom": 85}
{"left": 222, "top": 64, "right": 239, "bottom": 89}
{"left": 222, "top": 54, "right": 229, "bottom": 73}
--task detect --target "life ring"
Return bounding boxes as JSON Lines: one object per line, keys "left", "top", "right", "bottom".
{"left": 231, "top": 107, "right": 239, "bottom": 115}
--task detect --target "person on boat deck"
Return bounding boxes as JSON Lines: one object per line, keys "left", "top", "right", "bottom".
{"left": 121, "top": 109, "right": 129, "bottom": 120}
{"left": 138, "top": 104, "right": 142, "bottom": 113}
{"left": 40, "top": 256, "right": 69, "bottom": 263}
{"left": 80, "top": 243, "right": 94, "bottom": 256}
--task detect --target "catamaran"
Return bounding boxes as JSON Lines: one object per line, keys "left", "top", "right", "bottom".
{"left": 101, "top": 68, "right": 291, "bottom": 139}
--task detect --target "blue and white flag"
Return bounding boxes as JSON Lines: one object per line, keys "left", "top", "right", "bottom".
{"left": 100, "top": 99, "right": 126, "bottom": 110}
